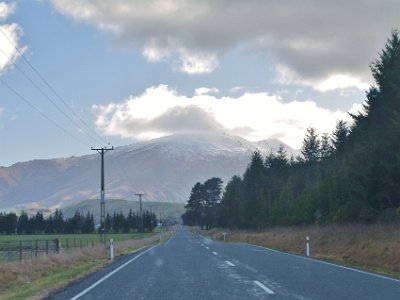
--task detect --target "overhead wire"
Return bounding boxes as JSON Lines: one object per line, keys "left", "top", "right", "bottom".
{"left": 0, "top": 27, "right": 108, "bottom": 146}
{"left": 0, "top": 26, "right": 147, "bottom": 216}
{"left": 0, "top": 27, "right": 140, "bottom": 197}
{"left": 0, "top": 47, "right": 105, "bottom": 146}
{"left": 0, "top": 76, "right": 91, "bottom": 147}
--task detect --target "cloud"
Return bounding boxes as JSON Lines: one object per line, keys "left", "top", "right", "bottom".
{"left": 0, "top": 2, "right": 15, "bottom": 21}
{"left": 97, "top": 105, "right": 225, "bottom": 140}
{"left": 194, "top": 87, "right": 219, "bottom": 96}
{"left": 94, "top": 85, "right": 353, "bottom": 149}
{"left": 0, "top": 2, "right": 25, "bottom": 74}
{"left": 50, "top": 0, "right": 399, "bottom": 88}
{"left": 275, "top": 65, "right": 370, "bottom": 91}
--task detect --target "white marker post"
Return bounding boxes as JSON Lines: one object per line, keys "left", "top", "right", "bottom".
{"left": 306, "top": 236, "right": 310, "bottom": 257}
{"left": 109, "top": 239, "right": 114, "bottom": 260}
{"left": 159, "top": 223, "right": 162, "bottom": 243}
{"left": 222, "top": 232, "right": 227, "bottom": 241}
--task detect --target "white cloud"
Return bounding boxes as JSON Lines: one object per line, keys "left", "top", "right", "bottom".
{"left": 194, "top": 87, "right": 220, "bottom": 96}
{"left": 94, "top": 85, "right": 355, "bottom": 149}
{"left": 178, "top": 50, "right": 218, "bottom": 74}
{"left": 315, "top": 75, "right": 369, "bottom": 92}
{"left": 142, "top": 43, "right": 218, "bottom": 74}
{"left": 276, "top": 65, "right": 370, "bottom": 91}
{"left": 0, "top": 2, "right": 15, "bottom": 21}
{"left": 0, "top": 2, "right": 25, "bottom": 74}
{"left": 49, "top": 0, "right": 399, "bottom": 86}
{"left": 229, "top": 86, "right": 245, "bottom": 94}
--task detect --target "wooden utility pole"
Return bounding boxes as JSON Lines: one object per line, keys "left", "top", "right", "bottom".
{"left": 92, "top": 146, "right": 114, "bottom": 244}
{"left": 135, "top": 193, "right": 145, "bottom": 237}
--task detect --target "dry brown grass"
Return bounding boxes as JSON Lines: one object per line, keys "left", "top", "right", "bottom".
{"left": 0, "top": 229, "right": 174, "bottom": 300}
{"left": 197, "top": 223, "right": 400, "bottom": 277}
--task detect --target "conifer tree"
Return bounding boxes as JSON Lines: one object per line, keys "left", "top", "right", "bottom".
{"left": 301, "top": 127, "right": 320, "bottom": 162}
{"left": 332, "top": 121, "right": 348, "bottom": 154}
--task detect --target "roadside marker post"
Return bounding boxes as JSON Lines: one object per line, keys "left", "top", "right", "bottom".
{"left": 109, "top": 239, "right": 114, "bottom": 260}
{"left": 306, "top": 236, "right": 310, "bottom": 257}
{"left": 222, "top": 232, "right": 227, "bottom": 241}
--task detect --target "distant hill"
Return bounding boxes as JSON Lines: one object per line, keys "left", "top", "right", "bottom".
{"left": 62, "top": 199, "right": 185, "bottom": 222}
{"left": 0, "top": 133, "right": 297, "bottom": 210}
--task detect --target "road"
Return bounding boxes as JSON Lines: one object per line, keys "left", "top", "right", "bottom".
{"left": 49, "top": 226, "right": 400, "bottom": 299}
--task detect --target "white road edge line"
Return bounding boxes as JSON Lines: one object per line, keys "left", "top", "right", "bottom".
{"left": 251, "top": 244, "right": 400, "bottom": 283}
{"left": 206, "top": 246, "right": 210, "bottom": 249}
{"left": 70, "top": 245, "right": 159, "bottom": 300}
{"left": 212, "top": 251, "right": 218, "bottom": 256}
{"left": 225, "top": 260, "right": 235, "bottom": 267}
{"left": 254, "top": 280, "right": 274, "bottom": 294}
{"left": 164, "top": 236, "right": 173, "bottom": 245}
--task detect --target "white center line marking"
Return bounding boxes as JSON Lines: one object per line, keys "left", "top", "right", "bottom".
{"left": 212, "top": 251, "right": 218, "bottom": 255}
{"left": 253, "top": 280, "right": 274, "bottom": 294}
{"left": 206, "top": 246, "right": 210, "bottom": 249}
{"left": 225, "top": 260, "right": 235, "bottom": 266}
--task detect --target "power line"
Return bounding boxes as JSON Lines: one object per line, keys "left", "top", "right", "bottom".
{"left": 0, "top": 27, "right": 108, "bottom": 145}
{"left": 0, "top": 31, "right": 143, "bottom": 202}
{"left": 0, "top": 76, "right": 91, "bottom": 147}
{"left": 0, "top": 46, "right": 105, "bottom": 146}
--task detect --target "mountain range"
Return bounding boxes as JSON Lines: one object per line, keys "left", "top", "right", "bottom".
{"left": 0, "top": 133, "right": 297, "bottom": 211}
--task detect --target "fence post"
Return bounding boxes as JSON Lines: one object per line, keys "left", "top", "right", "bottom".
{"left": 55, "top": 238, "right": 61, "bottom": 254}
{"left": 19, "top": 240, "right": 22, "bottom": 262}
{"left": 306, "top": 236, "right": 310, "bottom": 257}
{"left": 35, "top": 240, "right": 38, "bottom": 257}
{"left": 46, "top": 240, "right": 49, "bottom": 255}
{"left": 7, "top": 241, "right": 10, "bottom": 261}
{"left": 109, "top": 239, "right": 114, "bottom": 260}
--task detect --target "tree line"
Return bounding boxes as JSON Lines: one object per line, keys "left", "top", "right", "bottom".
{"left": 181, "top": 177, "right": 223, "bottom": 229}
{"left": 183, "top": 30, "right": 400, "bottom": 229}
{"left": 0, "top": 209, "right": 157, "bottom": 235}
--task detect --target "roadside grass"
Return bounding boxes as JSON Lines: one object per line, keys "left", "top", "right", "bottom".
{"left": 193, "top": 223, "right": 400, "bottom": 278}
{"left": 0, "top": 231, "right": 159, "bottom": 244}
{"left": 0, "top": 228, "right": 173, "bottom": 300}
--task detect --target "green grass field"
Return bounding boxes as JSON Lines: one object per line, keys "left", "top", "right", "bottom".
{"left": 0, "top": 230, "right": 162, "bottom": 261}
{"left": 0, "top": 230, "right": 160, "bottom": 248}
{"left": 0, "top": 232, "right": 156, "bottom": 241}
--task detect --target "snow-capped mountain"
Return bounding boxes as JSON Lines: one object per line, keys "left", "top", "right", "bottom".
{"left": 0, "top": 133, "right": 296, "bottom": 210}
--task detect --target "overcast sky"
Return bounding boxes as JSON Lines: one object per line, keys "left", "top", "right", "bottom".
{"left": 0, "top": 0, "right": 398, "bottom": 166}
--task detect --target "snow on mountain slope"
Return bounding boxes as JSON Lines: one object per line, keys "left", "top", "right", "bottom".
{"left": 0, "top": 133, "right": 296, "bottom": 210}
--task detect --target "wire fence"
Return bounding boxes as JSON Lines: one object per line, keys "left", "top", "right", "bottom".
{"left": 0, "top": 238, "right": 107, "bottom": 262}
{"left": 0, "top": 239, "right": 61, "bottom": 262}
{"left": 0, "top": 231, "right": 161, "bottom": 262}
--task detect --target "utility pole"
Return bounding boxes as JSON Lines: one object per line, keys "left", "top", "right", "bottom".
{"left": 92, "top": 146, "right": 114, "bottom": 244}
{"left": 135, "top": 193, "right": 145, "bottom": 237}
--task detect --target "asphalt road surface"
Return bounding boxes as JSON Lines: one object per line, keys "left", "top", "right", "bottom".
{"left": 49, "top": 226, "right": 400, "bottom": 300}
